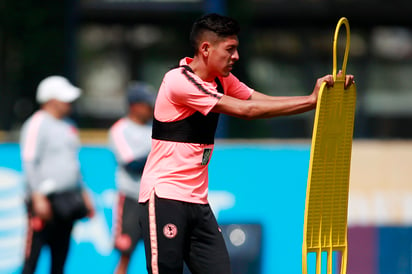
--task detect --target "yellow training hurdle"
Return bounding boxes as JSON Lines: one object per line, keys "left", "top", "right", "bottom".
{"left": 302, "top": 17, "right": 357, "bottom": 274}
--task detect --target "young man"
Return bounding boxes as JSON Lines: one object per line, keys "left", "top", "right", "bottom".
{"left": 20, "top": 76, "right": 95, "bottom": 274}
{"left": 108, "top": 83, "right": 155, "bottom": 274}
{"left": 138, "top": 13, "right": 354, "bottom": 274}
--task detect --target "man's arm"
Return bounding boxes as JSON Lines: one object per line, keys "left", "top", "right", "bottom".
{"left": 212, "top": 74, "right": 354, "bottom": 120}
{"left": 21, "top": 118, "right": 54, "bottom": 221}
{"left": 23, "top": 162, "right": 54, "bottom": 221}
{"left": 212, "top": 93, "right": 315, "bottom": 120}
{"left": 124, "top": 156, "right": 148, "bottom": 175}
{"left": 250, "top": 72, "right": 354, "bottom": 102}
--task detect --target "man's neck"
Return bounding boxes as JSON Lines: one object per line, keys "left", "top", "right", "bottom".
{"left": 41, "top": 105, "right": 63, "bottom": 119}
{"left": 189, "top": 57, "right": 216, "bottom": 82}
{"left": 127, "top": 113, "right": 145, "bottom": 125}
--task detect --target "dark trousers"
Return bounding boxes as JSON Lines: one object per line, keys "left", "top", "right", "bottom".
{"left": 22, "top": 215, "right": 74, "bottom": 274}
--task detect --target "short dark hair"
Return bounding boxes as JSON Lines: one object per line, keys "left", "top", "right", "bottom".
{"left": 190, "top": 13, "right": 240, "bottom": 52}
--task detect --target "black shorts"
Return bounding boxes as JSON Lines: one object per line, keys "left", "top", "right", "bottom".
{"left": 114, "top": 193, "right": 143, "bottom": 255}
{"left": 139, "top": 192, "right": 231, "bottom": 274}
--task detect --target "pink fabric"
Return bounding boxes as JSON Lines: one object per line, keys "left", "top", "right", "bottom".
{"left": 139, "top": 57, "right": 254, "bottom": 204}
{"left": 139, "top": 140, "right": 214, "bottom": 204}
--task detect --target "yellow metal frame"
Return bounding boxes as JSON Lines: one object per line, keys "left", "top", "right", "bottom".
{"left": 302, "top": 17, "right": 356, "bottom": 274}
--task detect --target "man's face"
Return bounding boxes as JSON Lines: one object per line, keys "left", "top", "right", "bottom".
{"left": 208, "top": 35, "right": 239, "bottom": 77}
{"left": 130, "top": 102, "right": 153, "bottom": 124}
{"left": 54, "top": 99, "right": 72, "bottom": 117}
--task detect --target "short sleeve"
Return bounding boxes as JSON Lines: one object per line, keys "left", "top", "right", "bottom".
{"left": 221, "top": 73, "right": 254, "bottom": 100}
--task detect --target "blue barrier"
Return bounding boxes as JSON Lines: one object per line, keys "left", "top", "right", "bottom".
{"left": 0, "top": 142, "right": 312, "bottom": 274}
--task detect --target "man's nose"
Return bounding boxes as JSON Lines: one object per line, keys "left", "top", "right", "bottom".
{"left": 232, "top": 50, "right": 239, "bottom": 61}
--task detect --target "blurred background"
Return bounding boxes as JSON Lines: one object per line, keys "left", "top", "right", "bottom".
{"left": 1, "top": 0, "right": 412, "bottom": 273}
{"left": 2, "top": 0, "right": 412, "bottom": 139}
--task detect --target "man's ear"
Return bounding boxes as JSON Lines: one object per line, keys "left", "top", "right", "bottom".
{"left": 200, "top": 41, "right": 210, "bottom": 57}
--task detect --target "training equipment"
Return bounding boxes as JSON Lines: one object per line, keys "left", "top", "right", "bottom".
{"left": 302, "top": 17, "right": 357, "bottom": 274}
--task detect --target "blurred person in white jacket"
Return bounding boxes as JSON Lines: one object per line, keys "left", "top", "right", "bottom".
{"left": 20, "top": 76, "right": 95, "bottom": 274}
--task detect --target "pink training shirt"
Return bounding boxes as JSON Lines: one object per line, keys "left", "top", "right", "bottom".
{"left": 138, "top": 57, "right": 254, "bottom": 204}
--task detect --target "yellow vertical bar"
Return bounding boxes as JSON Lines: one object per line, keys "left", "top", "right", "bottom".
{"left": 340, "top": 247, "right": 348, "bottom": 274}
{"left": 302, "top": 245, "right": 308, "bottom": 274}
{"left": 327, "top": 225, "right": 333, "bottom": 274}
{"left": 327, "top": 249, "right": 333, "bottom": 274}
{"left": 316, "top": 250, "right": 322, "bottom": 274}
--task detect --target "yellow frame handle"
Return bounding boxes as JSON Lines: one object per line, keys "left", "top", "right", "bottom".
{"left": 333, "top": 17, "right": 350, "bottom": 81}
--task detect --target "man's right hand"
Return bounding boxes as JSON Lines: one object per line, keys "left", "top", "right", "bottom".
{"left": 31, "top": 192, "right": 53, "bottom": 221}
{"left": 310, "top": 73, "right": 355, "bottom": 107}
{"left": 310, "top": 74, "right": 334, "bottom": 107}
